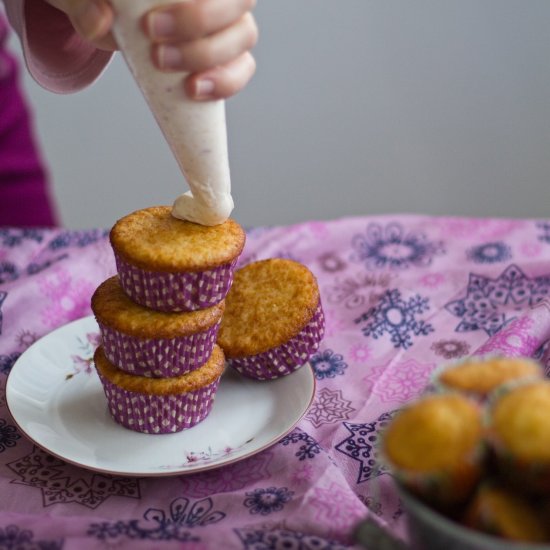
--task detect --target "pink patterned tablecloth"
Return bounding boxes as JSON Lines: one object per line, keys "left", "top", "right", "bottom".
{"left": 1, "top": 215, "right": 550, "bottom": 549}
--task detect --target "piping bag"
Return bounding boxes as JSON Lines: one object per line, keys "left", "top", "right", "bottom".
{"left": 110, "top": 0, "right": 233, "bottom": 226}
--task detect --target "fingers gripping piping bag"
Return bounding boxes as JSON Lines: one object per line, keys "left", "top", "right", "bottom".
{"left": 110, "top": 0, "right": 233, "bottom": 226}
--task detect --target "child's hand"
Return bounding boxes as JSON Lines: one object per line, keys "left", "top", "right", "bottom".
{"left": 45, "top": 0, "right": 258, "bottom": 99}
{"left": 144, "top": 0, "right": 258, "bottom": 100}
{"left": 45, "top": 0, "right": 117, "bottom": 51}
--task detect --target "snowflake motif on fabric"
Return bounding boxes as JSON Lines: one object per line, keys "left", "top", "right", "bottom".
{"left": 419, "top": 272, "right": 445, "bottom": 289}
{"left": 520, "top": 241, "right": 542, "bottom": 258}
{"left": 445, "top": 264, "right": 550, "bottom": 336}
{"left": 0, "top": 228, "right": 43, "bottom": 247}
{"left": 536, "top": 221, "right": 550, "bottom": 244}
{"left": 466, "top": 242, "right": 512, "bottom": 264}
{"left": 38, "top": 268, "right": 94, "bottom": 328}
{"left": 355, "top": 289, "right": 434, "bottom": 349}
{"left": 0, "top": 261, "right": 19, "bottom": 284}
{"left": 280, "top": 428, "right": 322, "bottom": 460}
{"left": 179, "top": 451, "right": 273, "bottom": 497}
{"left": 47, "top": 229, "right": 108, "bottom": 250}
{"left": 476, "top": 316, "right": 539, "bottom": 357}
{"left": 335, "top": 412, "right": 399, "bottom": 484}
{"left": 235, "top": 527, "right": 349, "bottom": 550}
{"left": 291, "top": 462, "right": 314, "bottom": 486}
{"left": 350, "top": 222, "right": 444, "bottom": 270}
{"left": 317, "top": 251, "right": 347, "bottom": 273}
{"left": 16, "top": 329, "right": 39, "bottom": 350}
{"left": 309, "top": 349, "right": 348, "bottom": 380}
{"left": 305, "top": 388, "right": 354, "bottom": 428}
{"left": 310, "top": 482, "right": 366, "bottom": 539}
{"left": 430, "top": 339, "right": 471, "bottom": 360}
{"left": 326, "top": 272, "right": 392, "bottom": 310}
{"left": 348, "top": 342, "right": 371, "bottom": 363}
{"left": 7, "top": 447, "right": 141, "bottom": 508}
{"left": 88, "top": 497, "right": 224, "bottom": 542}
{"left": 0, "top": 419, "right": 21, "bottom": 452}
{"left": 243, "top": 487, "right": 294, "bottom": 516}
{"left": 0, "top": 352, "right": 20, "bottom": 376}
{"left": 0, "top": 525, "right": 62, "bottom": 550}
{"left": 0, "top": 290, "right": 6, "bottom": 335}
{"left": 362, "top": 359, "right": 435, "bottom": 403}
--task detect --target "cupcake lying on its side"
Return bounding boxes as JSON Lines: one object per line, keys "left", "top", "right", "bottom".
{"left": 92, "top": 276, "right": 224, "bottom": 378}
{"left": 217, "top": 258, "right": 325, "bottom": 380}
{"left": 94, "top": 344, "right": 225, "bottom": 434}
{"left": 110, "top": 206, "right": 245, "bottom": 312}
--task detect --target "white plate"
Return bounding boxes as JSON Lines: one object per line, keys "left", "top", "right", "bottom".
{"left": 6, "top": 316, "right": 315, "bottom": 477}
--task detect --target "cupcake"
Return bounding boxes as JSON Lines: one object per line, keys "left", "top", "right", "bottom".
{"left": 435, "top": 356, "right": 543, "bottom": 400}
{"left": 216, "top": 258, "right": 325, "bottom": 380}
{"left": 462, "top": 483, "right": 548, "bottom": 543}
{"left": 382, "top": 393, "right": 485, "bottom": 508}
{"left": 110, "top": 206, "right": 245, "bottom": 311}
{"left": 94, "top": 344, "right": 225, "bottom": 434}
{"left": 92, "top": 276, "right": 225, "bottom": 377}
{"left": 487, "top": 380, "right": 550, "bottom": 495}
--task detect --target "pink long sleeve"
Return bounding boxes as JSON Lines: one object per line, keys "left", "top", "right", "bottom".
{"left": 2, "top": 0, "right": 113, "bottom": 93}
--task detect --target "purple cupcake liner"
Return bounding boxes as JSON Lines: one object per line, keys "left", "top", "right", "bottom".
{"left": 115, "top": 253, "right": 238, "bottom": 312}
{"left": 98, "top": 375, "right": 221, "bottom": 434}
{"left": 227, "top": 301, "right": 325, "bottom": 380}
{"left": 99, "top": 321, "right": 221, "bottom": 378}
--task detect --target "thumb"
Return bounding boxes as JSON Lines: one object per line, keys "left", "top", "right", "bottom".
{"left": 69, "top": 0, "right": 114, "bottom": 45}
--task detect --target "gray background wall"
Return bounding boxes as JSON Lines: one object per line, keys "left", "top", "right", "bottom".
{"left": 7, "top": 1, "right": 550, "bottom": 229}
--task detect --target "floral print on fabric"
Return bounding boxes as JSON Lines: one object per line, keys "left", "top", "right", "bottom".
{"left": 309, "top": 349, "right": 348, "bottom": 380}
{"left": 2, "top": 216, "right": 550, "bottom": 547}
{"left": 355, "top": 289, "right": 434, "bottom": 349}
{"left": 351, "top": 222, "right": 444, "bottom": 270}
{"left": 0, "top": 419, "right": 20, "bottom": 452}
{"left": 234, "top": 526, "right": 350, "bottom": 550}
{"left": 0, "top": 524, "right": 62, "bottom": 550}
{"left": 7, "top": 447, "right": 140, "bottom": 509}
{"left": 243, "top": 487, "right": 294, "bottom": 516}
{"left": 446, "top": 264, "right": 550, "bottom": 336}
{"left": 335, "top": 412, "right": 399, "bottom": 484}
{"left": 88, "top": 497, "right": 224, "bottom": 542}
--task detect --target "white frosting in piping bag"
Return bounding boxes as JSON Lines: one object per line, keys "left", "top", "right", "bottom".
{"left": 110, "top": 0, "right": 233, "bottom": 226}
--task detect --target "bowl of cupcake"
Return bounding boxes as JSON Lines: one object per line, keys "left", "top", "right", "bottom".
{"left": 381, "top": 355, "right": 550, "bottom": 550}
{"left": 90, "top": 206, "right": 325, "bottom": 435}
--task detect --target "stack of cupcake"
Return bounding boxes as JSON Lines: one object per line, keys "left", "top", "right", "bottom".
{"left": 91, "top": 206, "right": 246, "bottom": 434}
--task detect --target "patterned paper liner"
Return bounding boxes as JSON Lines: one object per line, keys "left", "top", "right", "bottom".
{"left": 115, "top": 253, "right": 238, "bottom": 312}
{"left": 227, "top": 301, "right": 325, "bottom": 380}
{"left": 99, "top": 321, "right": 220, "bottom": 377}
{"left": 97, "top": 374, "right": 221, "bottom": 434}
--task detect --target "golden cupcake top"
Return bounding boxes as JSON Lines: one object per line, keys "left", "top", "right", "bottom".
{"left": 217, "top": 258, "right": 321, "bottom": 357}
{"left": 489, "top": 380, "right": 550, "bottom": 462}
{"left": 92, "top": 276, "right": 224, "bottom": 338}
{"left": 463, "top": 484, "right": 548, "bottom": 543}
{"left": 437, "top": 356, "right": 542, "bottom": 397}
{"left": 94, "top": 345, "right": 225, "bottom": 395}
{"left": 383, "top": 393, "right": 483, "bottom": 473}
{"left": 110, "top": 206, "right": 245, "bottom": 271}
